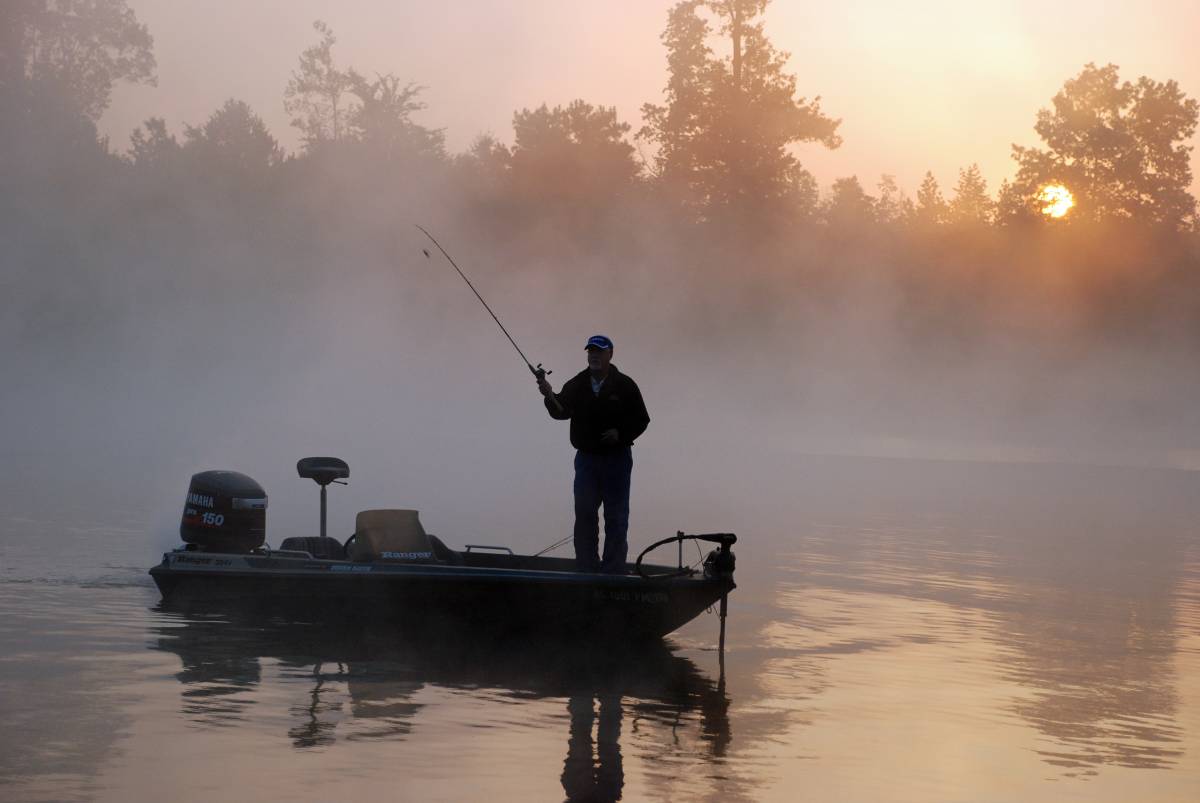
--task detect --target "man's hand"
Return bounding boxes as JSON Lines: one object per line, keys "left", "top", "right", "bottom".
{"left": 537, "top": 375, "right": 554, "bottom": 397}
{"left": 600, "top": 428, "right": 619, "bottom": 446}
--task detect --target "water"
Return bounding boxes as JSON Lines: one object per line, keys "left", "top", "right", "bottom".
{"left": 2, "top": 456, "right": 1198, "bottom": 802}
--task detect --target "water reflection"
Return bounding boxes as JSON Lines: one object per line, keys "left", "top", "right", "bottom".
{"left": 169, "top": 622, "right": 263, "bottom": 727}
{"left": 563, "top": 693, "right": 623, "bottom": 802}
{"left": 988, "top": 523, "right": 1189, "bottom": 774}
{"left": 784, "top": 479, "right": 1194, "bottom": 778}
{"left": 288, "top": 663, "right": 347, "bottom": 747}
{"left": 151, "top": 604, "right": 730, "bottom": 801}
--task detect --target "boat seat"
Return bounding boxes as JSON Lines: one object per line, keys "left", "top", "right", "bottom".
{"left": 279, "top": 536, "right": 345, "bottom": 560}
{"left": 296, "top": 457, "right": 349, "bottom": 486}
{"left": 352, "top": 509, "right": 440, "bottom": 564}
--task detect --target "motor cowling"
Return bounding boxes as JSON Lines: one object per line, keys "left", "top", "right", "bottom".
{"left": 180, "top": 470, "right": 267, "bottom": 553}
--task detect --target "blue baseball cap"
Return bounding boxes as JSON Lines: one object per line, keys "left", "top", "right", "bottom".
{"left": 585, "top": 334, "right": 613, "bottom": 350}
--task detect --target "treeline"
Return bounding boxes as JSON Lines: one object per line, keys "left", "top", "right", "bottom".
{"left": 3, "top": 1, "right": 1200, "bottom": 358}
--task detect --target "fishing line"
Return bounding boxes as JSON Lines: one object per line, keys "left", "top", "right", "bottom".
{"left": 416, "top": 224, "right": 564, "bottom": 414}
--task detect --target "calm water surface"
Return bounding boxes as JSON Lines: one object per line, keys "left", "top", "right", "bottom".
{"left": 2, "top": 457, "right": 1198, "bottom": 802}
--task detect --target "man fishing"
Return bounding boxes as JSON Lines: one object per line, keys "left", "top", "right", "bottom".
{"left": 537, "top": 335, "right": 650, "bottom": 574}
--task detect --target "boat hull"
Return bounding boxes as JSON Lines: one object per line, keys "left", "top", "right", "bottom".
{"left": 149, "top": 551, "right": 734, "bottom": 640}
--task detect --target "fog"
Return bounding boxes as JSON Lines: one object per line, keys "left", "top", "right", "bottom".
{"left": 102, "top": 0, "right": 1200, "bottom": 196}
{"left": 6, "top": 191, "right": 1198, "bottom": 552}
{"left": 4, "top": 1, "right": 1200, "bottom": 555}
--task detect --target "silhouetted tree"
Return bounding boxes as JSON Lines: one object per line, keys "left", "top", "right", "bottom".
{"left": 127, "top": 116, "right": 179, "bottom": 168}
{"left": 1, "top": 0, "right": 155, "bottom": 121}
{"left": 875, "top": 174, "right": 912, "bottom": 225}
{"left": 993, "top": 179, "right": 1032, "bottom": 226}
{"left": 948, "top": 163, "right": 992, "bottom": 225}
{"left": 455, "top": 134, "right": 511, "bottom": 184}
{"left": 1009, "top": 63, "right": 1198, "bottom": 228}
{"left": 346, "top": 72, "right": 444, "bottom": 162}
{"left": 639, "top": 0, "right": 840, "bottom": 220}
{"left": 184, "top": 99, "right": 282, "bottom": 174}
{"left": 790, "top": 168, "right": 821, "bottom": 221}
{"left": 913, "top": 170, "right": 947, "bottom": 226}
{"left": 284, "top": 21, "right": 354, "bottom": 150}
{"left": 822, "top": 176, "right": 875, "bottom": 228}
{"left": 509, "top": 100, "right": 639, "bottom": 205}
{"left": 450, "top": 134, "right": 512, "bottom": 217}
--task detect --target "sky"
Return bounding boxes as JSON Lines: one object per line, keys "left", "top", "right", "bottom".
{"left": 101, "top": 0, "right": 1200, "bottom": 199}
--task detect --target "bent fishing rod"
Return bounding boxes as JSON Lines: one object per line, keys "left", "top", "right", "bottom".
{"left": 416, "top": 225, "right": 564, "bottom": 413}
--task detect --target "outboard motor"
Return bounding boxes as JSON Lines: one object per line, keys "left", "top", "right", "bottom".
{"left": 180, "top": 470, "right": 268, "bottom": 553}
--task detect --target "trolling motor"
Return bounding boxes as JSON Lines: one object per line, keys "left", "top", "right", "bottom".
{"left": 635, "top": 531, "right": 737, "bottom": 580}
{"left": 636, "top": 531, "right": 738, "bottom": 660}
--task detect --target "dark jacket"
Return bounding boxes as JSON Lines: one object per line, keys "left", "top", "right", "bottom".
{"left": 545, "top": 364, "right": 650, "bottom": 454}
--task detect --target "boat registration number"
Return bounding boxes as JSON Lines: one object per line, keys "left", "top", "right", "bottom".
{"left": 593, "top": 589, "right": 668, "bottom": 605}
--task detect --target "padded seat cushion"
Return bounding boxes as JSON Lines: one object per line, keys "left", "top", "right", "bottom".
{"left": 352, "top": 509, "right": 438, "bottom": 563}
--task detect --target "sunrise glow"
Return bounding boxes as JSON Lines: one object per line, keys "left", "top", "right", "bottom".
{"left": 1038, "top": 184, "right": 1075, "bottom": 218}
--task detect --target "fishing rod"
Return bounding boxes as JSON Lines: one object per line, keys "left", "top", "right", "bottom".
{"left": 416, "top": 225, "right": 564, "bottom": 413}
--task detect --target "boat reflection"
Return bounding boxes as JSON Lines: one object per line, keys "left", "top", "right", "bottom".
{"left": 151, "top": 602, "right": 730, "bottom": 801}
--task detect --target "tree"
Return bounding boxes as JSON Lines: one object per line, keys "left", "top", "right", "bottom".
{"left": 913, "top": 170, "right": 947, "bottom": 225}
{"left": 875, "top": 174, "right": 911, "bottom": 225}
{"left": 1009, "top": 63, "right": 1198, "bottom": 228}
{"left": 127, "top": 116, "right": 179, "bottom": 168}
{"left": 1, "top": 0, "right": 155, "bottom": 121}
{"left": 346, "top": 72, "right": 444, "bottom": 161}
{"left": 184, "top": 99, "right": 283, "bottom": 174}
{"left": 639, "top": 0, "right": 841, "bottom": 220}
{"left": 994, "top": 179, "right": 1032, "bottom": 226}
{"left": 284, "top": 21, "right": 354, "bottom": 149}
{"left": 509, "top": 100, "right": 640, "bottom": 205}
{"left": 948, "top": 163, "right": 992, "bottom": 225}
{"left": 455, "top": 134, "right": 510, "bottom": 182}
{"left": 822, "top": 176, "right": 875, "bottom": 228}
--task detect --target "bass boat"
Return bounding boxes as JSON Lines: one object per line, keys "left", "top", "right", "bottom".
{"left": 150, "top": 457, "right": 737, "bottom": 641}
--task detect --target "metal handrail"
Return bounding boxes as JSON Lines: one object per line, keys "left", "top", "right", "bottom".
{"left": 464, "top": 544, "right": 515, "bottom": 555}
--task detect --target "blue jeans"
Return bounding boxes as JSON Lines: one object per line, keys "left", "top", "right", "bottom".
{"left": 573, "top": 448, "right": 633, "bottom": 574}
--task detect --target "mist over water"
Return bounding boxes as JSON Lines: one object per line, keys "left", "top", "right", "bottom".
{"left": 6, "top": 193, "right": 1199, "bottom": 539}
{"left": 4, "top": 2, "right": 1200, "bottom": 800}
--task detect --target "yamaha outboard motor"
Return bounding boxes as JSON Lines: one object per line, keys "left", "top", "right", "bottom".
{"left": 180, "top": 470, "right": 268, "bottom": 553}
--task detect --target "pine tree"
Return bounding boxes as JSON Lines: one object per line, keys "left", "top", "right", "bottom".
{"left": 822, "top": 176, "right": 875, "bottom": 228}
{"left": 639, "top": 0, "right": 840, "bottom": 220}
{"left": 875, "top": 174, "right": 910, "bottom": 225}
{"left": 948, "top": 164, "right": 992, "bottom": 225}
{"left": 913, "top": 171, "right": 947, "bottom": 225}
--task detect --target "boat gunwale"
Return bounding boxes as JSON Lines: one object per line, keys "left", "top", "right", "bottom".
{"left": 150, "top": 551, "right": 724, "bottom": 588}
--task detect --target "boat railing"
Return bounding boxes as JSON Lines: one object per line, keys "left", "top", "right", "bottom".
{"left": 464, "top": 544, "right": 515, "bottom": 555}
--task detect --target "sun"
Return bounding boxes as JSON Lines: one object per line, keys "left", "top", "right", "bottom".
{"left": 1038, "top": 184, "right": 1074, "bottom": 218}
